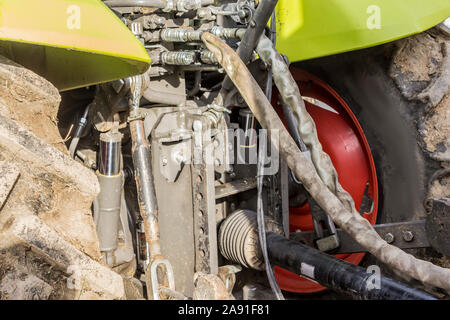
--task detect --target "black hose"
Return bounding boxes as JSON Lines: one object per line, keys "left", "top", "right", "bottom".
{"left": 257, "top": 136, "right": 284, "bottom": 300}
{"left": 221, "top": 0, "right": 279, "bottom": 95}
{"left": 266, "top": 232, "right": 437, "bottom": 300}
{"left": 264, "top": 12, "right": 276, "bottom": 100}
{"left": 69, "top": 104, "right": 90, "bottom": 159}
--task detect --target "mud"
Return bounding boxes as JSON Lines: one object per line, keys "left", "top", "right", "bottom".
{"left": 390, "top": 27, "right": 450, "bottom": 203}
{"left": 390, "top": 32, "right": 444, "bottom": 100}
{"left": 421, "top": 93, "right": 450, "bottom": 157}
{"left": 0, "top": 56, "right": 66, "bottom": 154}
{"left": 0, "top": 56, "right": 123, "bottom": 299}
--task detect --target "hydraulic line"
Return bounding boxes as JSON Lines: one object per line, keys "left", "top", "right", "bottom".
{"left": 201, "top": 31, "right": 450, "bottom": 293}
{"left": 69, "top": 104, "right": 90, "bottom": 159}
{"left": 257, "top": 137, "right": 284, "bottom": 300}
{"left": 104, "top": 0, "right": 167, "bottom": 8}
{"left": 256, "top": 12, "right": 284, "bottom": 299}
{"left": 216, "top": 0, "right": 279, "bottom": 105}
{"left": 266, "top": 232, "right": 436, "bottom": 300}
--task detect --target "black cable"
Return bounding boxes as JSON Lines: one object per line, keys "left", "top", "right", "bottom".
{"left": 69, "top": 104, "right": 90, "bottom": 159}
{"left": 257, "top": 135, "right": 284, "bottom": 300}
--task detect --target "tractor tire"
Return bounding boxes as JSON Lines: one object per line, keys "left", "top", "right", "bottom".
{"left": 0, "top": 56, "right": 125, "bottom": 300}
{"left": 294, "top": 24, "right": 449, "bottom": 296}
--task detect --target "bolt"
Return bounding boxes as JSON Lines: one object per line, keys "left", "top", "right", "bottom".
{"left": 402, "top": 230, "right": 414, "bottom": 242}
{"left": 162, "top": 157, "right": 168, "bottom": 166}
{"left": 238, "top": 10, "right": 247, "bottom": 19}
{"left": 197, "top": 8, "right": 208, "bottom": 19}
{"left": 384, "top": 233, "right": 395, "bottom": 244}
{"left": 250, "top": 20, "right": 256, "bottom": 28}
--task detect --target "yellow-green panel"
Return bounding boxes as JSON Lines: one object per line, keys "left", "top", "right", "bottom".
{"left": 276, "top": 0, "right": 450, "bottom": 63}
{"left": 0, "top": 0, "right": 150, "bottom": 91}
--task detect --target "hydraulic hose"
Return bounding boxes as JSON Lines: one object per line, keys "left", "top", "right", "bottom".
{"left": 257, "top": 136, "right": 284, "bottom": 300}
{"left": 217, "top": 0, "right": 279, "bottom": 104}
{"left": 201, "top": 32, "right": 450, "bottom": 293}
{"left": 69, "top": 104, "right": 90, "bottom": 159}
{"left": 266, "top": 232, "right": 436, "bottom": 300}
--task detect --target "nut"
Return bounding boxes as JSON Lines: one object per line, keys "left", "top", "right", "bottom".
{"left": 384, "top": 233, "right": 395, "bottom": 244}
{"left": 402, "top": 231, "right": 414, "bottom": 242}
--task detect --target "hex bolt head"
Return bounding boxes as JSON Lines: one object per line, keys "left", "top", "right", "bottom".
{"left": 384, "top": 233, "right": 395, "bottom": 244}
{"left": 402, "top": 230, "right": 414, "bottom": 242}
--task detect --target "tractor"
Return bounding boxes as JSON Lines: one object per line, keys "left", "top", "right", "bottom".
{"left": 0, "top": 0, "right": 449, "bottom": 300}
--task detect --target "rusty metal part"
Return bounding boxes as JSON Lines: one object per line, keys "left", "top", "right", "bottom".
{"left": 129, "top": 76, "right": 178, "bottom": 299}
{"left": 201, "top": 32, "right": 450, "bottom": 293}
{"left": 191, "top": 119, "right": 219, "bottom": 274}
{"left": 129, "top": 76, "right": 162, "bottom": 262}
{"left": 425, "top": 198, "right": 450, "bottom": 256}
{"left": 215, "top": 177, "right": 257, "bottom": 199}
{"left": 290, "top": 220, "right": 431, "bottom": 254}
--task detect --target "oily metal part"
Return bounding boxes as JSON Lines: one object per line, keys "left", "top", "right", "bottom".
{"left": 201, "top": 32, "right": 450, "bottom": 293}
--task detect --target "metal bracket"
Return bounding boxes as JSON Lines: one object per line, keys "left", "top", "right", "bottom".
{"left": 308, "top": 198, "right": 340, "bottom": 252}
{"left": 290, "top": 220, "right": 431, "bottom": 254}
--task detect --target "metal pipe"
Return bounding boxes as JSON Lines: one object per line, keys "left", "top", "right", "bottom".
{"left": 128, "top": 76, "right": 162, "bottom": 262}
{"left": 104, "top": 0, "right": 167, "bottom": 8}
{"left": 69, "top": 104, "right": 90, "bottom": 158}
{"left": 266, "top": 232, "right": 436, "bottom": 300}
{"left": 98, "top": 131, "right": 122, "bottom": 176}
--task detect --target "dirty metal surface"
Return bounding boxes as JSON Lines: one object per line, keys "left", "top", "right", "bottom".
{"left": 290, "top": 220, "right": 430, "bottom": 254}
{"left": 425, "top": 198, "right": 450, "bottom": 256}
{"left": 215, "top": 177, "right": 257, "bottom": 199}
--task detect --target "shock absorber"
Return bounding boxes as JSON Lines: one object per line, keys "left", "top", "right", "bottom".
{"left": 95, "top": 129, "right": 123, "bottom": 267}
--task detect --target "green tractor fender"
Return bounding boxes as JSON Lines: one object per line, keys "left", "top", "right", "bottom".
{"left": 0, "top": 1, "right": 448, "bottom": 90}
{"left": 0, "top": 0, "right": 150, "bottom": 91}
{"left": 276, "top": 0, "right": 450, "bottom": 63}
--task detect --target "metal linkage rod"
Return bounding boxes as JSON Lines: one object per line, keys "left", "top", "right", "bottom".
{"left": 128, "top": 76, "right": 177, "bottom": 300}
